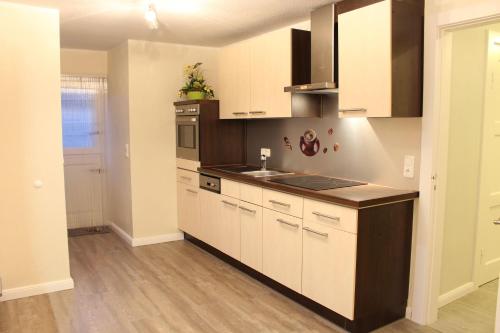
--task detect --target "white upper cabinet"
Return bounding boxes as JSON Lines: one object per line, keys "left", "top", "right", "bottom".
{"left": 249, "top": 27, "right": 292, "bottom": 118}
{"left": 338, "top": 0, "right": 423, "bottom": 118}
{"left": 338, "top": 0, "right": 391, "bottom": 118}
{"left": 219, "top": 28, "right": 292, "bottom": 119}
{"left": 218, "top": 40, "right": 251, "bottom": 119}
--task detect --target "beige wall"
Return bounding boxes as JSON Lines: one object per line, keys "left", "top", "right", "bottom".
{"left": 60, "top": 48, "right": 107, "bottom": 76}
{"left": 127, "top": 40, "right": 219, "bottom": 238}
{"left": 0, "top": 2, "right": 71, "bottom": 291}
{"left": 106, "top": 40, "right": 218, "bottom": 239}
{"left": 106, "top": 42, "right": 133, "bottom": 236}
{"left": 439, "top": 23, "right": 499, "bottom": 295}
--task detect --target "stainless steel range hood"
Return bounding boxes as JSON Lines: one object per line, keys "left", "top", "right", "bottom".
{"left": 285, "top": 3, "right": 338, "bottom": 94}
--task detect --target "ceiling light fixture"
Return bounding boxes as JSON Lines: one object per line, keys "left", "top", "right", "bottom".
{"left": 144, "top": 1, "right": 159, "bottom": 30}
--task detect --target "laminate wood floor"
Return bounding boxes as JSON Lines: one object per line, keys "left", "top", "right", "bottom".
{"left": 0, "top": 232, "right": 489, "bottom": 333}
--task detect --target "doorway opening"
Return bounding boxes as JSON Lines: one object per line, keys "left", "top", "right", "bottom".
{"left": 433, "top": 19, "right": 500, "bottom": 332}
{"left": 61, "top": 75, "right": 110, "bottom": 237}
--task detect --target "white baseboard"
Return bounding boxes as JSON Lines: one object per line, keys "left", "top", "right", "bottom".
{"left": 110, "top": 222, "right": 184, "bottom": 247}
{"left": 0, "top": 278, "right": 74, "bottom": 302}
{"left": 110, "top": 222, "right": 134, "bottom": 246}
{"left": 438, "top": 282, "right": 477, "bottom": 308}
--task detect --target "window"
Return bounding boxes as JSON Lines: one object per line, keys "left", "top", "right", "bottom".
{"left": 61, "top": 76, "right": 107, "bottom": 152}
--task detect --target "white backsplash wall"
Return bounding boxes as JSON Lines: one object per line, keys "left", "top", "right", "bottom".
{"left": 246, "top": 96, "right": 422, "bottom": 190}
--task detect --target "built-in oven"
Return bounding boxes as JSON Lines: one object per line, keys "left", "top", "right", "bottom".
{"left": 175, "top": 104, "right": 200, "bottom": 161}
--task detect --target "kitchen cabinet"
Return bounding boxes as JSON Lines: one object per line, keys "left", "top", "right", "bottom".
{"left": 218, "top": 195, "right": 241, "bottom": 260}
{"left": 218, "top": 40, "right": 251, "bottom": 119}
{"left": 337, "top": 0, "right": 423, "bottom": 118}
{"left": 198, "top": 189, "right": 220, "bottom": 247}
{"left": 239, "top": 201, "right": 263, "bottom": 272}
{"left": 262, "top": 208, "right": 302, "bottom": 292}
{"left": 177, "top": 182, "right": 200, "bottom": 238}
{"left": 219, "top": 28, "right": 293, "bottom": 119}
{"left": 302, "top": 218, "right": 357, "bottom": 320}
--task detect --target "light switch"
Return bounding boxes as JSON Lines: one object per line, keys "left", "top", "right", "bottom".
{"left": 403, "top": 155, "right": 415, "bottom": 178}
{"left": 261, "top": 148, "right": 271, "bottom": 157}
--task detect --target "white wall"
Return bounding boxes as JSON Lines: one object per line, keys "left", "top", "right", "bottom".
{"left": 439, "top": 26, "right": 489, "bottom": 296}
{"left": 0, "top": 2, "right": 72, "bottom": 298}
{"left": 127, "top": 40, "right": 219, "bottom": 238}
{"left": 60, "top": 48, "right": 107, "bottom": 76}
{"left": 106, "top": 42, "right": 133, "bottom": 236}
{"left": 106, "top": 40, "right": 219, "bottom": 240}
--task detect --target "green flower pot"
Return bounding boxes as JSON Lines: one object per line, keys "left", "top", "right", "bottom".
{"left": 187, "top": 91, "right": 205, "bottom": 100}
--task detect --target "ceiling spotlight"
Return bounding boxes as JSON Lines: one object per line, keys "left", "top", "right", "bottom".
{"left": 145, "top": 2, "right": 159, "bottom": 30}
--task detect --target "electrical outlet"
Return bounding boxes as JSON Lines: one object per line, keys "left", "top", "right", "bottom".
{"left": 403, "top": 155, "right": 415, "bottom": 178}
{"left": 261, "top": 148, "right": 271, "bottom": 157}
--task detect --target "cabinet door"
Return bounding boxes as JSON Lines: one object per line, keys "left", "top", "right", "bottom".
{"left": 177, "top": 182, "right": 200, "bottom": 238}
{"left": 218, "top": 195, "right": 241, "bottom": 259}
{"left": 218, "top": 40, "right": 251, "bottom": 119}
{"left": 302, "top": 219, "right": 357, "bottom": 320}
{"left": 249, "top": 28, "right": 292, "bottom": 118}
{"left": 239, "top": 202, "right": 263, "bottom": 272}
{"left": 338, "top": 0, "right": 391, "bottom": 118}
{"left": 263, "top": 208, "right": 302, "bottom": 292}
{"left": 199, "top": 189, "right": 220, "bottom": 246}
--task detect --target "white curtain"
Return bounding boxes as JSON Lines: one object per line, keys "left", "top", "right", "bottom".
{"left": 60, "top": 75, "right": 107, "bottom": 151}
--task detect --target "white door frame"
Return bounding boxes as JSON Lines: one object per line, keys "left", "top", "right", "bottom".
{"left": 411, "top": 1, "right": 500, "bottom": 325}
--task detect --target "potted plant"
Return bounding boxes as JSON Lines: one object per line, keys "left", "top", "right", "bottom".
{"left": 178, "top": 62, "right": 215, "bottom": 100}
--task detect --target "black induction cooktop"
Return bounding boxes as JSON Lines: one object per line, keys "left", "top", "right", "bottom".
{"left": 270, "top": 175, "right": 366, "bottom": 191}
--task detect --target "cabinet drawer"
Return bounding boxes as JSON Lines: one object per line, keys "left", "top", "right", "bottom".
{"left": 303, "top": 198, "right": 358, "bottom": 234}
{"left": 263, "top": 189, "right": 303, "bottom": 218}
{"left": 263, "top": 209, "right": 302, "bottom": 292}
{"left": 302, "top": 219, "right": 357, "bottom": 319}
{"left": 240, "top": 183, "right": 262, "bottom": 206}
{"left": 177, "top": 169, "right": 199, "bottom": 187}
{"left": 221, "top": 179, "right": 240, "bottom": 199}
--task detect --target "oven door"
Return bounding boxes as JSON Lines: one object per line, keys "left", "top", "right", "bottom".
{"left": 176, "top": 115, "right": 199, "bottom": 161}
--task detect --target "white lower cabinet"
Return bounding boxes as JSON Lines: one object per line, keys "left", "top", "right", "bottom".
{"left": 239, "top": 201, "right": 263, "bottom": 272}
{"left": 199, "top": 189, "right": 220, "bottom": 247}
{"left": 218, "top": 195, "right": 241, "bottom": 260}
{"left": 177, "top": 182, "right": 200, "bottom": 238}
{"left": 262, "top": 208, "right": 303, "bottom": 293}
{"left": 302, "top": 219, "right": 357, "bottom": 320}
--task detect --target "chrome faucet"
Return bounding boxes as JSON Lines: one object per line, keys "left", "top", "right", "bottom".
{"left": 260, "top": 154, "right": 267, "bottom": 171}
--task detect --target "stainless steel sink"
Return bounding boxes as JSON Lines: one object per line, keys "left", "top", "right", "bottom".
{"left": 241, "top": 170, "right": 294, "bottom": 178}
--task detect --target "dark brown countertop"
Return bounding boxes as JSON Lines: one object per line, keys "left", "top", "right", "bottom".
{"left": 198, "top": 166, "right": 419, "bottom": 209}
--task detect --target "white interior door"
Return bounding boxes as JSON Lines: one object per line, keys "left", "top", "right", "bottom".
{"left": 475, "top": 31, "right": 500, "bottom": 286}
{"left": 61, "top": 76, "right": 106, "bottom": 230}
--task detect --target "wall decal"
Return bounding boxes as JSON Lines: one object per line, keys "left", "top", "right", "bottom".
{"left": 283, "top": 136, "right": 292, "bottom": 150}
{"left": 300, "top": 129, "right": 320, "bottom": 156}
{"left": 333, "top": 143, "right": 340, "bottom": 152}
{"left": 328, "top": 128, "right": 334, "bottom": 136}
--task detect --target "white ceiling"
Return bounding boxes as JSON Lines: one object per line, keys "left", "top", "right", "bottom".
{"left": 8, "top": 0, "right": 334, "bottom": 50}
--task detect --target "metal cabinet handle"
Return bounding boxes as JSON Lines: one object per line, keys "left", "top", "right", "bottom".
{"left": 339, "top": 108, "right": 367, "bottom": 112}
{"left": 312, "top": 211, "right": 340, "bottom": 222}
{"left": 239, "top": 206, "right": 256, "bottom": 214}
{"left": 222, "top": 200, "right": 238, "bottom": 207}
{"left": 181, "top": 176, "right": 192, "bottom": 180}
{"left": 249, "top": 111, "right": 266, "bottom": 115}
{"left": 186, "top": 189, "right": 198, "bottom": 194}
{"left": 232, "top": 112, "right": 249, "bottom": 115}
{"left": 90, "top": 168, "right": 103, "bottom": 174}
{"left": 494, "top": 219, "right": 500, "bottom": 225}
{"left": 276, "top": 218, "right": 299, "bottom": 228}
{"left": 303, "top": 227, "right": 329, "bottom": 238}
{"left": 269, "top": 200, "right": 291, "bottom": 208}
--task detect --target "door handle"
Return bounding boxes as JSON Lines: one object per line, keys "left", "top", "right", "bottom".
{"left": 222, "top": 200, "right": 238, "bottom": 207}
{"left": 493, "top": 219, "right": 500, "bottom": 225}
{"left": 312, "top": 211, "right": 340, "bottom": 222}
{"left": 276, "top": 218, "right": 299, "bottom": 228}
{"left": 239, "top": 206, "right": 256, "bottom": 214}
{"left": 303, "top": 227, "right": 329, "bottom": 238}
